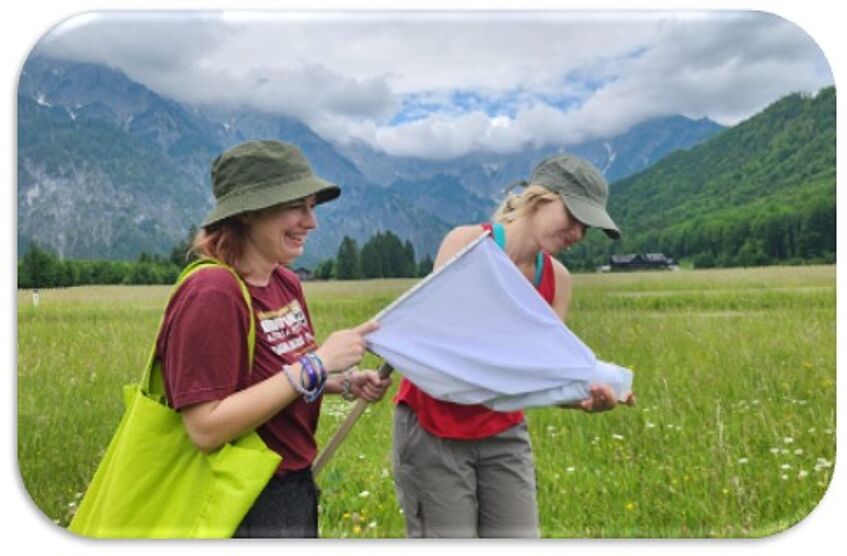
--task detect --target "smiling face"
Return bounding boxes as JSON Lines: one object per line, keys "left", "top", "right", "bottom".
{"left": 530, "top": 197, "right": 587, "bottom": 253}
{"left": 244, "top": 195, "right": 318, "bottom": 266}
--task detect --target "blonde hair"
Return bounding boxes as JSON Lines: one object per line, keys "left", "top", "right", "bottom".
{"left": 492, "top": 184, "right": 560, "bottom": 224}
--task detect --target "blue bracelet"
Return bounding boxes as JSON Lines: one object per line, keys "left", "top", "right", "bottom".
{"left": 303, "top": 380, "right": 325, "bottom": 403}
{"left": 299, "top": 355, "right": 319, "bottom": 390}
{"left": 305, "top": 352, "right": 328, "bottom": 384}
{"left": 284, "top": 363, "right": 324, "bottom": 403}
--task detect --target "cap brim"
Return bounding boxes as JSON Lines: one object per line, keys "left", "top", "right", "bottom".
{"left": 201, "top": 176, "right": 340, "bottom": 228}
{"left": 561, "top": 194, "right": 621, "bottom": 239}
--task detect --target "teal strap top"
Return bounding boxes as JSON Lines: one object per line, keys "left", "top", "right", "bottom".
{"left": 491, "top": 223, "right": 544, "bottom": 288}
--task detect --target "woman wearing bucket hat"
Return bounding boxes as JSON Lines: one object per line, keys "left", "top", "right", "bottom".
{"left": 392, "top": 153, "right": 634, "bottom": 538}
{"left": 156, "top": 140, "right": 391, "bottom": 537}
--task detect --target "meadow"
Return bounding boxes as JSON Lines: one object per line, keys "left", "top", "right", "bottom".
{"left": 16, "top": 265, "right": 836, "bottom": 538}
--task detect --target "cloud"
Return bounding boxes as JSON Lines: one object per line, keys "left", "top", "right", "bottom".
{"left": 36, "top": 13, "right": 230, "bottom": 75}
{"left": 572, "top": 12, "right": 833, "bottom": 129}
{"left": 32, "top": 11, "right": 833, "bottom": 160}
{"left": 324, "top": 12, "right": 834, "bottom": 159}
{"left": 35, "top": 13, "right": 398, "bottom": 123}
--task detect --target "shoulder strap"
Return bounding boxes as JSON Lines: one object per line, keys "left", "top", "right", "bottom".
{"left": 533, "top": 251, "right": 544, "bottom": 288}
{"left": 491, "top": 222, "right": 544, "bottom": 288}
{"left": 491, "top": 222, "right": 507, "bottom": 250}
{"left": 140, "top": 259, "right": 256, "bottom": 395}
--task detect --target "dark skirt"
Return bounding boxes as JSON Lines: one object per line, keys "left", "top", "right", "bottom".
{"left": 233, "top": 468, "right": 319, "bottom": 538}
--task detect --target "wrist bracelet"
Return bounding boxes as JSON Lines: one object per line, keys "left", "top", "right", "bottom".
{"left": 299, "top": 355, "right": 320, "bottom": 390}
{"left": 304, "top": 380, "right": 325, "bottom": 403}
{"left": 283, "top": 365, "right": 311, "bottom": 397}
{"left": 284, "top": 363, "right": 325, "bottom": 403}
{"left": 300, "top": 354, "right": 327, "bottom": 403}
{"left": 341, "top": 368, "right": 356, "bottom": 401}
{"left": 305, "top": 352, "right": 328, "bottom": 383}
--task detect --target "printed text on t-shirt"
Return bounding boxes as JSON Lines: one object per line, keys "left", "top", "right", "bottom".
{"left": 257, "top": 299, "right": 316, "bottom": 358}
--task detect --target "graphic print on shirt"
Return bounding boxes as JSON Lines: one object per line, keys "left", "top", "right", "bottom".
{"left": 257, "top": 299, "right": 316, "bottom": 359}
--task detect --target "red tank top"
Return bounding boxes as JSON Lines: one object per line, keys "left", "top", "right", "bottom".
{"left": 394, "top": 223, "right": 557, "bottom": 439}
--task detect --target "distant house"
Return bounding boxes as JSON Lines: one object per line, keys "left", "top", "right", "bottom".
{"left": 607, "top": 253, "right": 677, "bottom": 271}
{"left": 293, "top": 267, "right": 313, "bottom": 281}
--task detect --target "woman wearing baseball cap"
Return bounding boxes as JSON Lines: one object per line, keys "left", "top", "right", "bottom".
{"left": 157, "top": 140, "right": 391, "bottom": 537}
{"left": 392, "top": 153, "right": 634, "bottom": 538}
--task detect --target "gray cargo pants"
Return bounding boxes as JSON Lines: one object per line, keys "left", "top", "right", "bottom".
{"left": 392, "top": 403, "right": 539, "bottom": 538}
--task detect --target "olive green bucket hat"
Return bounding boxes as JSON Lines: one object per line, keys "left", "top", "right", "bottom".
{"left": 201, "top": 140, "right": 341, "bottom": 228}
{"left": 529, "top": 153, "right": 621, "bottom": 239}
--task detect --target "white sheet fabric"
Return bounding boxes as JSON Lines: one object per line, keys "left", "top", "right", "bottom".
{"left": 365, "top": 234, "right": 633, "bottom": 411}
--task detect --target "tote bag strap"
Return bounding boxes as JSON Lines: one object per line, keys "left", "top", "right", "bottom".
{"left": 140, "top": 259, "right": 256, "bottom": 396}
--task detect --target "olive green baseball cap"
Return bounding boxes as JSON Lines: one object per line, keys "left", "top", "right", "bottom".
{"left": 529, "top": 153, "right": 621, "bottom": 239}
{"left": 201, "top": 140, "right": 341, "bottom": 228}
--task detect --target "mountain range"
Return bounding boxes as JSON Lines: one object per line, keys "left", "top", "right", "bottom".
{"left": 17, "top": 55, "right": 726, "bottom": 267}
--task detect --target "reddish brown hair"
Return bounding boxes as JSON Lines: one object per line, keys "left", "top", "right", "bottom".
{"left": 192, "top": 217, "right": 249, "bottom": 268}
{"left": 192, "top": 200, "right": 309, "bottom": 267}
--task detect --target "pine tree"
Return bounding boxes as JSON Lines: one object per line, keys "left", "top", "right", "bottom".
{"left": 20, "top": 243, "right": 60, "bottom": 288}
{"left": 335, "top": 236, "right": 362, "bottom": 280}
{"left": 403, "top": 240, "right": 416, "bottom": 277}
{"left": 417, "top": 255, "right": 434, "bottom": 277}
{"left": 360, "top": 233, "right": 385, "bottom": 278}
{"left": 313, "top": 259, "right": 335, "bottom": 280}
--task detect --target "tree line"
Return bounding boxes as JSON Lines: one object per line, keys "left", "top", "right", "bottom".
{"left": 18, "top": 193, "right": 835, "bottom": 289}
{"left": 17, "top": 229, "right": 435, "bottom": 289}
{"left": 17, "top": 243, "right": 189, "bottom": 289}
{"left": 313, "top": 231, "right": 434, "bottom": 280}
{"left": 561, "top": 180, "right": 835, "bottom": 271}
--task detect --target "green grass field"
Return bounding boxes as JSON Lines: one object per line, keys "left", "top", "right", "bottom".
{"left": 16, "top": 266, "right": 835, "bottom": 538}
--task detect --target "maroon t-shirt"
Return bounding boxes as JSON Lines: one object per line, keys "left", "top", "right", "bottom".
{"left": 156, "top": 265, "right": 320, "bottom": 475}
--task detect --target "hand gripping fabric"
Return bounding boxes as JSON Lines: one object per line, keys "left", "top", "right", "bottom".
{"left": 69, "top": 260, "right": 281, "bottom": 538}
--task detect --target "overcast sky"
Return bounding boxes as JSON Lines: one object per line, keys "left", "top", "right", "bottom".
{"left": 33, "top": 11, "right": 833, "bottom": 160}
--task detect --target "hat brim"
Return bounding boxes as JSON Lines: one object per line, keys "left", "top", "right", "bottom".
{"left": 201, "top": 175, "right": 340, "bottom": 228}
{"left": 560, "top": 194, "right": 621, "bottom": 239}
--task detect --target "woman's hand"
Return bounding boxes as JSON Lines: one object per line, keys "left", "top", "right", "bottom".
{"left": 315, "top": 320, "right": 379, "bottom": 373}
{"left": 350, "top": 370, "right": 393, "bottom": 402}
{"left": 577, "top": 385, "right": 636, "bottom": 412}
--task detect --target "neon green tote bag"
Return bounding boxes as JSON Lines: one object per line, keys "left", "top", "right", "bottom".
{"left": 69, "top": 260, "right": 282, "bottom": 538}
